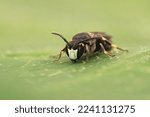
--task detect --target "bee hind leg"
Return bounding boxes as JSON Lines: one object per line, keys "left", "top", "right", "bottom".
{"left": 100, "top": 43, "right": 115, "bottom": 57}
{"left": 111, "top": 44, "right": 128, "bottom": 52}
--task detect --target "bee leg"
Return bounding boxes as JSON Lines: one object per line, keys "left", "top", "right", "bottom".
{"left": 85, "top": 44, "right": 90, "bottom": 61}
{"left": 52, "top": 47, "right": 66, "bottom": 61}
{"left": 54, "top": 50, "right": 64, "bottom": 61}
{"left": 85, "top": 55, "right": 89, "bottom": 61}
{"left": 111, "top": 44, "right": 128, "bottom": 52}
{"left": 51, "top": 53, "right": 60, "bottom": 59}
{"left": 100, "top": 43, "right": 115, "bottom": 57}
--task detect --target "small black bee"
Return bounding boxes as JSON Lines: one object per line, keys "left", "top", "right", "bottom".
{"left": 52, "top": 32, "right": 128, "bottom": 62}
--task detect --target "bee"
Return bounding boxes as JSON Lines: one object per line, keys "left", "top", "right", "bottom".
{"left": 52, "top": 32, "right": 128, "bottom": 62}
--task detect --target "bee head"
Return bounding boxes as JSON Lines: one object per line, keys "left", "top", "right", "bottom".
{"left": 66, "top": 42, "right": 84, "bottom": 61}
{"left": 52, "top": 32, "right": 84, "bottom": 61}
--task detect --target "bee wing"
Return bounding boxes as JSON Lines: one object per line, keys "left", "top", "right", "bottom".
{"left": 77, "top": 37, "right": 112, "bottom": 45}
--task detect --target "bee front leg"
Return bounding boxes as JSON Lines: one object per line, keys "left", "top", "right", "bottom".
{"left": 53, "top": 47, "right": 65, "bottom": 61}
{"left": 55, "top": 50, "right": 64, "bottom": 61}
{"left": 100, "top": 43, "right": 115, "bottom": 57}
{"left": 111, "top": 44, "right": 128, "bottom": 52}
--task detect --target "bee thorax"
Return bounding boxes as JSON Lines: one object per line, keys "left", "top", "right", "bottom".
{"left": 68, "top": 49, "right": 78, "bottom": 60}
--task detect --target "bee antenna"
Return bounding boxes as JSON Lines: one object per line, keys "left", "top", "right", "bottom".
{"left": 51, "top": 32, "right": 71, "bottom": 47}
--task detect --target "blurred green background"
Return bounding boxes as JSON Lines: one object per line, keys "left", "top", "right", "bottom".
{"left": 0, "top": 0, "right": 150, "bottom": 99}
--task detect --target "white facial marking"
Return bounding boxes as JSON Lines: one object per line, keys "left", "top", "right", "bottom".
{"left": 68, "top": 49, "right": 77, "bottom": 60}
